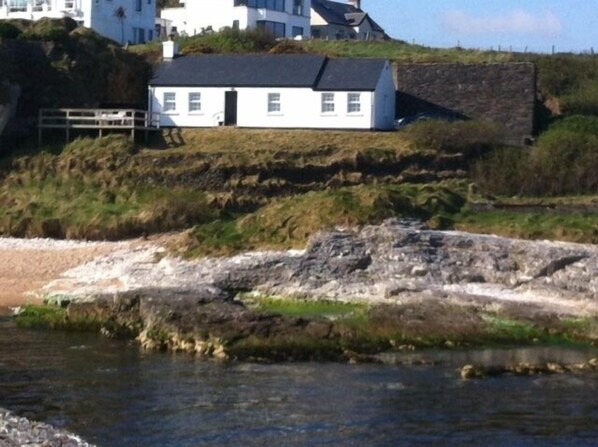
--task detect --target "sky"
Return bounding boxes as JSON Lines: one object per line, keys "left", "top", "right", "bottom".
{"left": 366, "top": 0, "right": 598, "bottom": 54}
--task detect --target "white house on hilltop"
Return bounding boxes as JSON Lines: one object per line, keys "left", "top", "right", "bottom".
{"left": 149, "top": 42, "right": 396, "bottom": 130}
{"left": 160, "top": 0, "right": 311, "bottom": 39}
{"left": 0, "top": 0, "right": 156, "bottom": 44}
{"left": 310, "top": 0, "right": 386, "bottom": 40}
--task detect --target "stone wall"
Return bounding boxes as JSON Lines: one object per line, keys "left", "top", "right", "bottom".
{"left": 394, "top": 62, "right": 536, "bottom": 144}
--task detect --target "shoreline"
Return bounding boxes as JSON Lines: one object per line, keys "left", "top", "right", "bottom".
{"left": 6, "top": 220, "right": 597, "bottom": 361}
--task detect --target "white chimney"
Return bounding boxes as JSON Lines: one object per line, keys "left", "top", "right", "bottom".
{"left": 348, "top": 0, "right": 361, "bottom": 9}
{"left": 162, "top": 37, "right": 179, "bottom": 60}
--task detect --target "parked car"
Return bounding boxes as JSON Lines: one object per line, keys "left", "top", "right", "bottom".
{"left": 394, "top": 112, "right": 467, "bottom": 129}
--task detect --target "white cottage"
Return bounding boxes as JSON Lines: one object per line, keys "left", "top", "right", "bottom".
{"left": 148, "top": 46, "right": 396, "bottom": 130}
{"left": 0, "top": 0, "right": 156, "bottom": 44}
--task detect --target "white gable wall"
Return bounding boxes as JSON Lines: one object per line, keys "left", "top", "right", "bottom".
{"left": 372, "top": 61, "right": 396, "bottom": 130}
{"left": 150, "top": 86, "right": 378, "bottom": 129}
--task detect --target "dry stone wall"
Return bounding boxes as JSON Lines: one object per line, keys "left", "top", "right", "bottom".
{"left": 395, "top": 62, "right": 536, "bottom": 145}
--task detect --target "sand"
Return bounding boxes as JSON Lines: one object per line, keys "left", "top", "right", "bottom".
{"left": 0, "top": 238, "right": 130, "bottom": 311}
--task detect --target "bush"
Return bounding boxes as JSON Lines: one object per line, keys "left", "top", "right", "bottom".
{"left": 269, "top": 40, "right": 306, "bottom": 54}
{"left": 529, "top": 129, "right": 598, "bottom": 195}
{"left": 472, "top": 127, "right": 598, "bottom": 196}
{"left": 20, "top": 17, "right": 77, "bottom": 42}
{"left": 548, "top": 115, "right": 598, "bottom": 135}
{"left": 401, "top": 120, "right": 505, "bottom": 155}
{"left": 471, "top": 147, "right": 530, "bottom": 196}
{"left": 180, "top": 28, "right": 276, "bottom": 55}
{"left": 560, "top": 83, "right": 598, "bottom": 116}
{"left": 0, "top": 22, "right": 22, "bottom": 39}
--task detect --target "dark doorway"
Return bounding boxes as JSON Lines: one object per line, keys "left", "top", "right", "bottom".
{"left": 224, "top": 91, "right": 238, "bottom": 126}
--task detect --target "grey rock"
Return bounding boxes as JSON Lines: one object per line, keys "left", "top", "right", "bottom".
{"left": 0, "top": 408, "right": 94, "bottom": 446}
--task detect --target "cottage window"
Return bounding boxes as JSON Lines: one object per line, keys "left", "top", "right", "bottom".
{"left": 347, "top": 93, "right": 361, "bottom": 113}
{"left": 163, "top": 92, "right": 176, "bottom": 112}
{"left": 321, "top": 93, "right": 335, "bottom": 113}
{"left": 189, "top": 93, "right": 202, "bottom": 112}
{"left": 268, "top": 93, "right": 281, "bottom": 113}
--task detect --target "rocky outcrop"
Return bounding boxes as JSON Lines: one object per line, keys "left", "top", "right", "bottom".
{"left": 44, "top": 219, "right": 598, "bottom": 318}
{"left": 35, "top": 220, "right": 598, "bottom": 359}
{"left": 460, "top": 357, "right": 598, "bottom": 380}
{"left": 0, "top": 408, "right": 94, "bottom": 447}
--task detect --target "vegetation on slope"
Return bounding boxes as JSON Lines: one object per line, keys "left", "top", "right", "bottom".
{"left": 0, "top": 17, "right": 151, "bottom": 144}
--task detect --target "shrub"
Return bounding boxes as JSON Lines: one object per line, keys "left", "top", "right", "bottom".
{"left": 471, "top": 147, "right": 530, "bottom": 196}
{"left": 528, "top": 129, "right": 598, "bottom": 195}
{"left": 548, "top": 115, "right": 598, "bottom": 136}
{"left": 472, "top": 128, "right": 598, "bottom": 197}
{"left": 560, "top": 83, "right": 598, "bottom": 116}
{"left": 401, "top": 120, "right": 505, "bottom": 155}
{"left": 180, "top": 27, "right": 276, "bottom": 55}
{"left": 0, "top": 22, "right": 22, "bottom": 39}
{"left": 269, "top": 40, "right": 306, "bottom": 54}
{"left": 20, "top": 17, "right": 77, "bottom": 42}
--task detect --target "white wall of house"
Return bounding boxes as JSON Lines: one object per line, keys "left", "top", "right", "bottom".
{"left": 150, "top": 85, "right": 394, "bottom": 130}
{"left": 0, "top": 0, "right": 155, "bottom": 44}
{"left": 161, "top": 0, "right": 310, "bottom": 38}
{"left": 372, "top": 61, "right": 396, "bottom": 130}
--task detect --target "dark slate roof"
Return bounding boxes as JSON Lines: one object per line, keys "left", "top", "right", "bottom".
{"left": 150, "top": 54, "right": 326, "bottom": 88}
{"left": 311, "top": 0, "right": 385, "bottom": 33}
{"left": 150, "top": 54, "right": 387, "bottom": 91}
{"left": 316, "top": 58, "right": 387, "bottom": 91}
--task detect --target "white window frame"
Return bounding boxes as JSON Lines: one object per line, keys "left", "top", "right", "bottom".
{"left": 267, "top": 92, "right": 281, "bottom": 114}
{"left": 188, "top": 92, "right": 202, "bottom": 113}
{"left": 163, "top": 92, "right": 176, "bottom": 113}
{"left": 321, "top": 93, "right": 335, "bottom": 114}
{"left": 347, "top": 93, "right": 361, "bottom": 114}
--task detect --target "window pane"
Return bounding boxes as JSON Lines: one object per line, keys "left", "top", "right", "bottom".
{"left": 268, "top": 93, "right": 281, "bottom": 113}
{"left": 347, "top": 93, "right": 361, "bottom": 113}
{"left": 189, "top": 92, "right": 201, "bottom": 112}
{"left": 321, "top": 93, "right": 335, "bottom": 113}
{"left": 163, "top": 92, "right": 176, "bottom": 112}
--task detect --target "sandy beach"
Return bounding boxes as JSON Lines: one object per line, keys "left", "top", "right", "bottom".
{"left": 0, "top": 238, "right": 131, "bottom": 311}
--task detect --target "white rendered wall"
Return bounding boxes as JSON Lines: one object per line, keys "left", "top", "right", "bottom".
{"left": 151, "top": 86, "right": 228, "bottom": 127}
{"left": 90, "top": 0, "right": 156, "bottom": 44}
{"left": 160, "top": 0, "right": 310, "bottom": 38}
{"left": 236, "top": 87, "right": 372, "bottom": 129}
{"left": 372, "top": 61, "right": 396, "bottom": 130}
{"left": 151, "top": 86, "right": 375, "bottom": 129}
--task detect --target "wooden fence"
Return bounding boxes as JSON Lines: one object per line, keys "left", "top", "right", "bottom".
{"left": 38, "top": 108, "right": 160, "bottom": 146}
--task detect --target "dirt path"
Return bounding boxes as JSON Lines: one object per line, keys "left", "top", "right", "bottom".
{"left": 0, "top": 240, "right": 131, "bottom": 311}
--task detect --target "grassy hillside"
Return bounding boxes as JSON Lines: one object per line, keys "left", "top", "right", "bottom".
{"left": 2, "top": 125, "right": 596, "bottom": 249}
{"left": 0, "top": 125, "right": 495, "bottom": 243}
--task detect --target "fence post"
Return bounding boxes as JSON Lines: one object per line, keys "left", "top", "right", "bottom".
{"left": 38, "top": 109, "right": 43, "bottom": 148}
{"left": 65, "top": 110, "right": 70, "bottom": 144}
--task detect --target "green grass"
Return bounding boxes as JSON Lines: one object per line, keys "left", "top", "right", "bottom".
{"left": 242, "top": 295, "right": 367, "bottom": 320}
{"left": 455, "top": 210, "right": 598, "bottom": 243}
{"left": 184, "top": 182, "right": 467, "bottom": 256}
{"left": 14, "top": 305, "right": 68, "bottom": 329}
